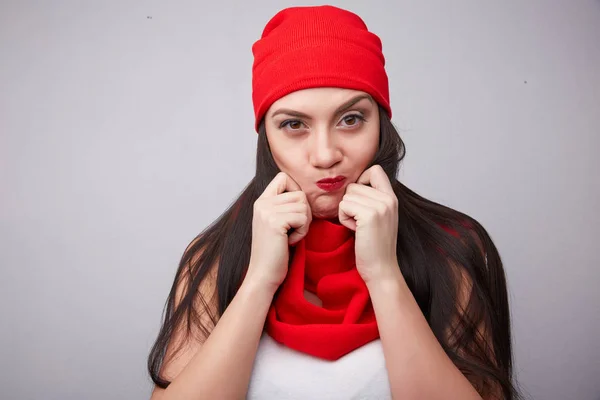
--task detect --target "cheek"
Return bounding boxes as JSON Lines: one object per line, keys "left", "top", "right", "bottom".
{"left": 349, "top": 136, "right": 378, "bottom": 165}
{"left": 365, "top": 131, "right": 380, "bottom": 162}
{"left": 271, "top": 143, "right": 303, "bottom": 175}
{"left": 272, "top": 145, "right": 293, "bottom": 165}
{"left": 267, "top": 133, "right": 290, "bottom": 168}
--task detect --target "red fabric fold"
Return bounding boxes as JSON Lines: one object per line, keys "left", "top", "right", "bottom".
{"left": 265, "top": 218, "right": 380, "bottom": 360}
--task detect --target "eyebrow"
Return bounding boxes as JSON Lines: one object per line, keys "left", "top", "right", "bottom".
{"left": 270, "top": 94, "right": 374, "bottom": 120}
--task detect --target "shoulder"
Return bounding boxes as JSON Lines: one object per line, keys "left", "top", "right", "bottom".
{"left": 159, "top": 237, "right": 220, "bottom": 379}
{"left": 178, "top": 235, "right": 220, "bottom": 316}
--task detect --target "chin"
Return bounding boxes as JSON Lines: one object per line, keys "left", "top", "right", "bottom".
{"left": 311, "top": 208, "right": 339, "bottom": 220}
{"left": 309, "top": 194, "right": 342, "bottom": 219}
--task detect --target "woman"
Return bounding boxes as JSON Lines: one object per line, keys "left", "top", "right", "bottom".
{"left": 148, "top": 5, "right": 521, "bottom": 400}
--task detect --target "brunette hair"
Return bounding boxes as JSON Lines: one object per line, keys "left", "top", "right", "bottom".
{"left": 148, "top": 106, "right": 522, "bottom": 399}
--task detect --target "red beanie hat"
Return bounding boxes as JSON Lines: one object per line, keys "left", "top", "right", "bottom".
{"left": 251, "top": 5, "right": 391, "bottom": 132}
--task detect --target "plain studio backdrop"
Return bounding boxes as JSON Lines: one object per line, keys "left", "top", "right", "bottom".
{"left": 1, "top": 1, "right": 599, "bottom": 399}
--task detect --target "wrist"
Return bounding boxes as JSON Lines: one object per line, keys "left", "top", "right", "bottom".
{"left": 242, "top": 269, "right": 280, "bottom": 298}
{"left": 365, "top": 264, "right": 407, "bottom": 294}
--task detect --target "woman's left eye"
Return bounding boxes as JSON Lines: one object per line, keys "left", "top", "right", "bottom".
{"left": 340, "top": 113, "right": 366, "bottom": 127}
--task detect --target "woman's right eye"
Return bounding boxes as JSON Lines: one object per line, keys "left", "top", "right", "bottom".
{"left": 280, "top": 120, "right": 304, "bottom": 130}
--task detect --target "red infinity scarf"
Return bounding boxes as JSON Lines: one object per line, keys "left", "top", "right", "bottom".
{"left": 265, "top": 218, "right": 379, "bottom": 360}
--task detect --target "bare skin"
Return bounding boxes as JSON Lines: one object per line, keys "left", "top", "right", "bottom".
{"left": 150, "top": 88, "right": 379, "bottom": 399}
{"left": 150, "top": 87, "right": 496, "bottom": 399}
{"left": 265, "top": 87, "right": 380, "bottom": 221}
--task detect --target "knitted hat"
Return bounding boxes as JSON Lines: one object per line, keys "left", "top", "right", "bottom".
{"left": 251, "top": 5, "right": 391, "bottom": 132}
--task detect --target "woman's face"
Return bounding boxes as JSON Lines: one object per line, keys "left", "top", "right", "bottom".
{"left": 264, "top": 87, "right": 380, "bottom": 220}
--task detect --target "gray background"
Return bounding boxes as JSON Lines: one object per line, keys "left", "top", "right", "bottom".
{"left": 1, "top": 1, "right": 599, "bottom": 399}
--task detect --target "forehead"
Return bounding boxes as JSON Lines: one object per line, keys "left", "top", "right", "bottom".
{"left": 267, "top": 87, "right": 372, "bottom": 115}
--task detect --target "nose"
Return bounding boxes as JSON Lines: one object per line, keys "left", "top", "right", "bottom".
{"left": 308, "top": 128, "right": 342, "bottom": 169}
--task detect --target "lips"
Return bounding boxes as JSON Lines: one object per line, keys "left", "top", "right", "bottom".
{"left": 317, "top": 175, "right": 346, "bottom": 184}
{"left": 316, "top": 176, "right": 347, "bottom": 192}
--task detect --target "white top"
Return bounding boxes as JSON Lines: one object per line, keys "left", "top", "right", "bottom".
{"left": 247, "top": 332, "right": 392, "bottom": 400}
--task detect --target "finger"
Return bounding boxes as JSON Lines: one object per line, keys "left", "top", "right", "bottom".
{"left": 338, "top": 199, "right": 371, "bottom": 231}
{"left": 261, "top": 172, "right": 302, "bottom": 198}
{"left": 342, "top": 193, "right": 381, "bottom": 209}
{"left": 288, "top": 212, "right": 312, "bottom": 245}
{"left": 271, "top": 190, "right": 307, "bottom": 205}
{"left": 287, "top": 199, "right": 312, "bottom": 245}
{"left": 274, "top": 202, "right": 309, "bottom": 214}
{"left": 357, "top": 165, "right": 395, "bottom": 196}
{"left": 345, "top": 183, "right": 387, "bottom": 202}
{"left": 282, "top": 212, "right": 309, "bottom": 230}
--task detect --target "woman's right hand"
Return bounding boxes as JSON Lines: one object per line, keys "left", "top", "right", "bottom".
{"left": 246, "top": 172, "right": 312, "bottom": 292}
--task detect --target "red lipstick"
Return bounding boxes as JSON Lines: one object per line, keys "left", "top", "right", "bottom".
{"left": 316, "top": 175, "right": 346, "bottom": 192}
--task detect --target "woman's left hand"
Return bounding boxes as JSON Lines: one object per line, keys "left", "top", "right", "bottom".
{"left": 338, "top": 165, "right": 400, "bottom": 284}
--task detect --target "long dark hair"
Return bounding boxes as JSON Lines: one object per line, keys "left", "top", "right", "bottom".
{"left": 148, "top": 105, "right": 522, "bottom": 399}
